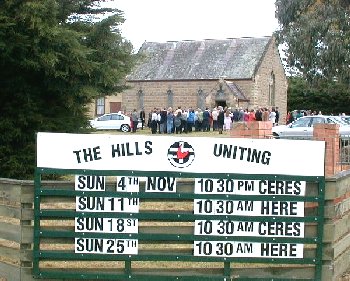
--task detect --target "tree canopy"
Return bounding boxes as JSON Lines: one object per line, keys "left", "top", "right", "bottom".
{"left": 0, "top": 0, "right": 137, "bottom": 179}
{"left": 287, "top": 77, "right": 350, "bottom": 114}
{"left": 275, "top": 0, "right": 350, "bottom": 84}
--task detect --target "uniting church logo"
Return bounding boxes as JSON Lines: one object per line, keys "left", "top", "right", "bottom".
{"left": 167, "top": 141, "right": 195, "bottom": 168}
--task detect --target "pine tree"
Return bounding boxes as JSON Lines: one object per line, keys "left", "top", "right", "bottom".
{"left": 0, "top": 0, "right": 136, "bottom": 178}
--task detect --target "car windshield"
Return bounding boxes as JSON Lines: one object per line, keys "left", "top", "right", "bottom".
{"left": 97, "top": 115, "right": 111, "bottom": 121}
{"left": 330, "top": 116, "right": 348, "bottom": 125}
{"left": 111, "top": 114, "right": 123, "bottom": 120}
{"left": 311, "top": 117, "right": 325, "bottom": 125}
{"left": 291, "top": 117, "right": 311, "bottom": 127}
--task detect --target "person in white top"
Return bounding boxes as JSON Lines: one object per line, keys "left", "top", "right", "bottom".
{"left": 175, "top": 106, "right": 183, "bottom": 115}
{"left": 224, "top": 109, "right": 232, "bottom": 131}
{"left": 151, "top": 109, "right": 159, "bottom": 134}
{"left": 211, "top": 107, "right": 218, "bottom": 131}
{"left": 269, "top": 108, "right": 277, "bottom": 126}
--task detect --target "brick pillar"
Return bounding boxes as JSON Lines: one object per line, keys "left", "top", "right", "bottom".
{"left": 231, "top": 121, "right": 273, "bottom": 139}
{"left": 313, "top": 123, "right": 341, "bottom": 177}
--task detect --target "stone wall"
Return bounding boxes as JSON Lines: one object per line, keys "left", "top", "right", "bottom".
{"left": 253, "top": 37, "right": 288, "bottom": 123}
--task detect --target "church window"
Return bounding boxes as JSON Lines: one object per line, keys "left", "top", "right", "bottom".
{"left": 269, "top": 71, "right": 276, "bottom": 106}
{"left": 137, "top": 89, "right": 144, "bottom": 109}
{"left": 167, "top": 89, "right": 173, "bottom": 108}
{"left": 96, "top": 97, "right": 105, "bottom": 115}
{"left": 197, "top": 89, "right": 206, "bottom": 109}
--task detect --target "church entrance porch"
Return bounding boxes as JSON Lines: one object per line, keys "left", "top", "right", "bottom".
{"left": 215, "top": 100, "right": 227, "bottom": 108}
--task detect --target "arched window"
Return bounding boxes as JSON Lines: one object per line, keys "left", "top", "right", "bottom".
{"left": 96, "top": 97, "right": 105, "bottom": 115}
{"left": 197, "top": 89, "right": 206, "bottom": 109}
{"left": 216, "top": 84, "right": 225, "bottom": 100}
{"left": 167, "top": 89, "right": 173, "bottom": 108}
{"left": 137, "top": 89, "right": 144, "bottom": 109}
{"left": 269, "top": 71, "right": 276, "bottom": 106}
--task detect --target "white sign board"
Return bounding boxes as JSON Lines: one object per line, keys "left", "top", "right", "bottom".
{"left": 75, "top": 196, "right": 139, "bottom": 213}
{"left": 193, "top": 199, "right": 304, "bottom": 217}
{"left": 194, "top": 220, "right": 304, "bottom": 237}
{"left": 36, "top": 133, "right": 324, "bottom": 260}
{"left": 75, "top": 238, "right": 138, "bottom": 255}
{"left": 193, "top": 241, "right": 303, "bottom": 258}
{"left": 194, "top": 178, "right": 306, "bottom": 196}
{"left": 37, "top": 133, "right": 325, "bottom": 177}
{"left": 75, "top": 217, "right": 138, "bottom": 233}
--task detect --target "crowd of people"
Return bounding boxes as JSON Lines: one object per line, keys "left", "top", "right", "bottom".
{"left": 285, "top": 109, "right": 323, "bottom": 124}
{"left": 133, "top": 106, "right": 280, "bottom": 134}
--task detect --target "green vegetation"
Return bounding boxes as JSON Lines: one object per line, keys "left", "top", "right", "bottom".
{"left": 0, "top": 0, "right": 137, "bottom": 179}
{"left": 287, "top": 77, "right": 350, "bottom": 114}
{"left": 275, "top": 0, "right": 350, "bottom": 113}
{"left": 275, "top": 0, "right": 350, "bottom": 84}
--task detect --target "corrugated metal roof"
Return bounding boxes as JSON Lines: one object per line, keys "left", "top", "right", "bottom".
{"left": 127, "top": 37, "right": 271, "bottom": 81}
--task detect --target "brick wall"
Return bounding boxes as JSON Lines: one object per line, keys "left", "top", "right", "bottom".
{"left": 231, "top": 121, "right": 273, "bottom": 139}
{"left": 313, "top": 123, "right": 341, "bottom": 177}
{"left": 123, "top": 80, "right": 240, "bottom": 116}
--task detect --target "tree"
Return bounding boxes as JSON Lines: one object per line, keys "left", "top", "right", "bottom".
{"left": 0, "top": 0, "right": 137, "bottom": 179}
{"left": 275, "top": 0, "right": 350, "bottom": 84}
{"left": 287, "top": 77, "right": 350, "bottom": 115}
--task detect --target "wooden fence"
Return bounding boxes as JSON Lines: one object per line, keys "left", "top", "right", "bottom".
{"left": 0, "top": 171, "right": 350, "bottom": 280}
{"left": 0, "top": 178, "right": 33, "bottom": 281}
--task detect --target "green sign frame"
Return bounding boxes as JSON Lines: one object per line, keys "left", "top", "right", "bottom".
{"left": 33, "top": 168, "right": 325, "bottom": 280}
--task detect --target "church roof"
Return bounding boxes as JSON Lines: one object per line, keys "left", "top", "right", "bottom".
{"left": 225, "top": 81, "right": 249, "bottom": 101}
{"left": 127, "top": 36, "right": 271, "bottom": 81}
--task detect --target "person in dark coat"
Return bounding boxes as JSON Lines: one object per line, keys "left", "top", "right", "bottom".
{"left": 174, "top": 111, "right": 182, "bottom": 134}
{"left": 139, "top": 108, "right": 146, "bottom": 129}
{"left": 217, "top": 106, "right": 225, "bottom": 134}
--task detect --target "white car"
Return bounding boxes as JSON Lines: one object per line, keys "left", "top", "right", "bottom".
{"left": 90, "top": 113, "right": 138, "bottom": 132}
{"left": 272, "top": 115, "right": 350, "bottom": 139}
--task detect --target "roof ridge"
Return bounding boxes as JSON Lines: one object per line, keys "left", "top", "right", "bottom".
{"left": 161, "top": 36, "right": 271, "bottom": 44}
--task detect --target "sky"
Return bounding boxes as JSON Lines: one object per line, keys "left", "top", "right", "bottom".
{"left": 104, "top": 0, "right": 279, "bottom": 51}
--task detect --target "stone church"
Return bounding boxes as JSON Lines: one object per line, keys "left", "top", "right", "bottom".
{"left": 93, "top": 36, "right": 287, "bottom": 121}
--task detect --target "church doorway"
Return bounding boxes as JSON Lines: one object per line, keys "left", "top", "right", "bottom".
{"left": 216, "top": 100, "right": 227, "bottom": 108}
